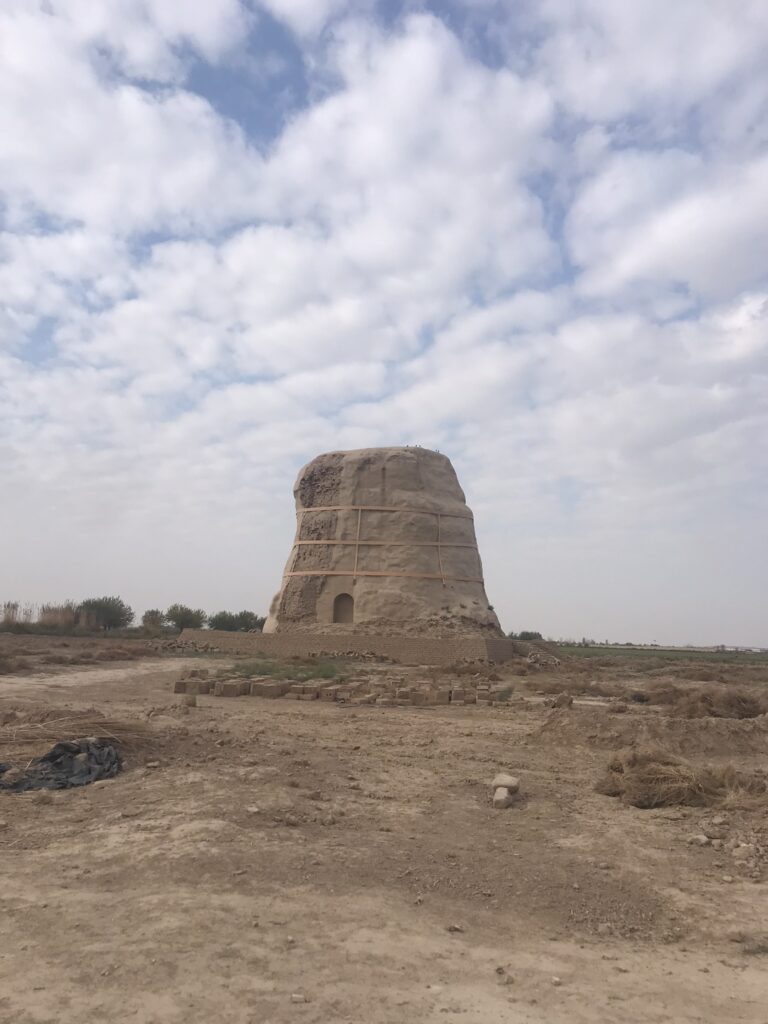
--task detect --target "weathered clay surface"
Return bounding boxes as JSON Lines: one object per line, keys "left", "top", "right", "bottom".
{"left": 264, "top": 447, "right": 502, "bottom": 636}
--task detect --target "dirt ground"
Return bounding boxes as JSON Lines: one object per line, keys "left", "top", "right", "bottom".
{"left": 1, "top": 638, "right": 767, "bottom": 1023}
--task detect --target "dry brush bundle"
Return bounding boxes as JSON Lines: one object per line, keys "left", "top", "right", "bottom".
{"left": 0, "top": 711, "right": 155, "bottom": 766}
{"left": 673, "top": 685, "right": 767, "bottom": 720}
{"left": 596, "top": 745, "right": 768, "bottom": 809}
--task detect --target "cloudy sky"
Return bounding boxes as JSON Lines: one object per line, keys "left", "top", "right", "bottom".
{"left": 1, "top": 0, "right": 767, "bottom": 645}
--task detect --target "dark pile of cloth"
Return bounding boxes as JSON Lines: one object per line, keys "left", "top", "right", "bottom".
{"left": 0, "top": 738, "right": 122, "bottom": 793}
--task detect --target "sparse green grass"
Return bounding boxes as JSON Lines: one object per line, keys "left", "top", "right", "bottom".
{"left": 232, "top": 658, "right": 344, "bottom": 682}
{"left": 556, "top": 644, "right": 768, "bottom": 665}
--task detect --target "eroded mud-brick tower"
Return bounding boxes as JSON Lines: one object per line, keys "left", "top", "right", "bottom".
{"left": 264, "top": 447, "right": 502, "bottom": 636}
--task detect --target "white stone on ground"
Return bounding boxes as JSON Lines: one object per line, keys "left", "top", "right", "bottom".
{"left": 492, "top": 787, "right": 514, "bottom": 809}
{"left": 491, "top": 773, "right": 520, "bottom": 793}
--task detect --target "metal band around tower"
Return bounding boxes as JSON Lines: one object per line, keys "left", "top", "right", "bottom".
{"left": 298, "top": 504, "right": 474, "bottom": 519}
{"left": 286, "top": 504, "right": 482, "bottom": 584}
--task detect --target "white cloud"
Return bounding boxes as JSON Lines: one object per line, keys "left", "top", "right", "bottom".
{"left": 257, "top": 0, "right": 355, "bottom": 37}
{"left": 532, "top": 0, "right": 768, "bottom": 126}
{"left": 0, "top": 1, "right": 766, "bottom": 644}
{"left": 569, "top": 150, "right": 768, "bottom": 302}
{"left": 0, "top": 2, "right": 262, "bottom": 234}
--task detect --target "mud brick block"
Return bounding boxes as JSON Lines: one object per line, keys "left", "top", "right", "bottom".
{"left": 335, "top": 689, "right": 352, "bottom": 701}
{"left": 257, "top": 680, "right": 293, "bottom": 697}
{"left": 351, "top": 693, "right": 377, "bottom": 705}
{"left": 173, "top": 679, "right": 187, "bottom": 694}
{"left": 214, "top": 680, "right": 245, "bottom": 697}
{"left": 320, "top": 686, "right": 342, "bottom": 701}
{"left": 410, "top": 691, "right": 427, "bottom": 706}
{"left": 251, "top": 680, "right": 284, "bottom": 697}
{"left": 451, "top": 689, "right": 465, "bottom": 702}
{"left": 434, "top": 689, "right": 450, "bottom": 705}
{"left": 396, "top": 688, "right": 411, "bottom": 701}
{"left": 186, "top": 680, "right": 212, "bottom": 695}
{"left": 377, "top": 697, "right": 396, "bottom": 707}
{"left": 463, "top": 692, "right": 477, "bottom": 704}
{"left": 476, "top": 698, "right": 492, "bottom": 707}
{"left": 289, "top": 683, "right": 304, "bottom": 695}
{"left": 450, "top": 699, "right": 465, "bottom": 707}
{"left": 297, "top": 692, "right": 318, "bottom": 700}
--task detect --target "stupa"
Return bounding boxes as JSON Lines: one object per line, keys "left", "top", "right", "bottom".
{"left": 264, "top": 447, "right": 501, "bottom": 637}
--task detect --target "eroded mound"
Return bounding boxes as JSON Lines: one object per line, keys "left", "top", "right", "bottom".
{"left": 536, "top": 707, "right": 768, "bottom": 756}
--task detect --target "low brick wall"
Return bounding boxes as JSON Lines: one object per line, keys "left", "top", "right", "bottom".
{"left": 177, "top": 629, "right": 516, "bottom": 665}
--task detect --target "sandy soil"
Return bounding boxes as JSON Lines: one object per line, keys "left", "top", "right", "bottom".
{"left": 1, "top": 649, "right": 767, "bottom": 1024}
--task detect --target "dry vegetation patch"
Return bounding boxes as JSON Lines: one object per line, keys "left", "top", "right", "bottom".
{"left": 0, "top": 708, "right": 156, "bottom": 767}
{"left": 596, "top": 746, "right": 768, "bottom": 809}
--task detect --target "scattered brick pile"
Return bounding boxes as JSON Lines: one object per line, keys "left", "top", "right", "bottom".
{"left": 173, "top": 668, "right": 517, "bottom": 708}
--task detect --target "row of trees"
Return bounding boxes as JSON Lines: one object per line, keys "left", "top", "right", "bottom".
{"left": 2, "top": 597, "right": 135, "bottom": 631}
{"left": 142, "top": 605, "right": 265, "bottom": 632}
{"left": 507, "top": 630, "right": 543, "bottom": 641}
{"left": 2, "top": 598, "right": 265, "bottom": 634}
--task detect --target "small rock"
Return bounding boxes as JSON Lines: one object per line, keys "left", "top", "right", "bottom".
{"left": 0, "top": 820, "right": 8, "bottom": 830}
{"left": 597, "top": 923, "right": 613, "bottom": 936}
{"left": 700, "top": 820, "right": 728, "bottom": 840}
{"left": 551, "top": 976, "right": 562, "bottom": 987}
{"left": 688, "top": 835, "right": 711, "bottom": 847}
{"left": 732, "top": 844, "right": 757, "bottom": 861}
{"left": 284, "top": 814, "right": 299, "bottom": 827}
{"left": 290, "top": 993, "right": 307, "bottom": 1004}
{"left": 711, "top": 839, "right": 724, "bottom": 851}
{"left": 146, "top": 761, "right": 161, "bottom": 769}
{"left": 491, "top": 773, "right": 520, "bottom": 794}
{"left": 492, "top": 787, "right": 515, "bottom": 809}
{"left": 598, "top": 862, "right": 611, "bottom": 870}
{"left": 722, "top": 875, "right": 734, "bottom": 883}
{"left": 245, "top": 806, "right": 261, "bottom": 815}
{"left": 446, "top": 924, "right": 464, "bottom": 933}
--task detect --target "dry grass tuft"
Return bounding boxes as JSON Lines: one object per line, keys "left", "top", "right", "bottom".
{"left": 626, "top": 681, "right": 767, "bottom": 719}
{"left": 0, "top": 713, "right": 154, "bottom": 766}
{"left": 0, "top": 654, "right": 24, "bottom": 675}
{"left": 673, "top": 685, "right": 767, "bottom": 720}
{"left": 527, "top": 677, "right": 626, "bottom": 699}
{"left": 596, "top": 745, "right": 768, "bottom": 809}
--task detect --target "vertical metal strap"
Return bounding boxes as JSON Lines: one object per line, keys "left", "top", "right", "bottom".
{"left": 292, "top": 510, "right": 304, "bottom": 572}
{"left": 437, "top": 512, "right": 445, "bottom": 584}
{"left": 353, "top": 507, "right": 362, "bottom": 579}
